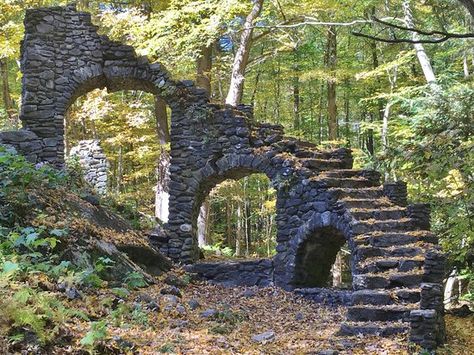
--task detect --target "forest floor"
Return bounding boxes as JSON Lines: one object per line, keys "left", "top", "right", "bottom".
{"left": 3, "top": 268, "right": 473, "bottom": 354}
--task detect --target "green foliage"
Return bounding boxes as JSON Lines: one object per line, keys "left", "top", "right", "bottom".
{"left": 0, "top": 286, "right": 77, "bottom": 345}
{"left": 80, "top": 320, "right": 108, "bottom": 350}
{"left": 386, "top": 80, "right": 474, "bottom": 273}
{"left": 123, "top": 271, "right": 148, "bottom": 289}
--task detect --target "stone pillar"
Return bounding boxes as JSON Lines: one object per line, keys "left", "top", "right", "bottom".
{"left": 407, "top": 203, "right": 431, "bottom": 230}
{"left": 383, "top": 181, "right": 408, "bottom": 206}
{"left": 69, "top": 140, "right": 109, "bottom": 194}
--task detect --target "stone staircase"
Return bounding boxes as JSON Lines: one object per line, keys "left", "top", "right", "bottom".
{"left": 320, "top": 168, "right": 435, "bottom": 337}
{"left": 257, "top": 136, "right": 439, "bottom": 338}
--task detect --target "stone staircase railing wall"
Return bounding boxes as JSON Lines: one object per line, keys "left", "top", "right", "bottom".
{"left": 0, "top": 4, "right": 446, "bottom": 350}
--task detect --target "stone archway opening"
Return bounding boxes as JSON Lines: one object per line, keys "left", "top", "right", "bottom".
{"left": 197, "top": 173, "right": 277, "bottom": 259}
{"left": 65, "top": 88, "right": 171, "bottom": 221}
{"left": 293, "top": 227, "right": 352, "bottom": 289}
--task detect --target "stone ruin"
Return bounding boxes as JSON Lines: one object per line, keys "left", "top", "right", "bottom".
{"left": 0, "top": 4, "right": 447, "bottom": 349}
{"left": 69, "top": 140, "right": 109, "bottom": 194}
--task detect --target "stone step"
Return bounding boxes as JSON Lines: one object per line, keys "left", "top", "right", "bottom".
{"left": 322, "top": 169, "right": 366, "bottom": 178}
{"left": 351, "top": 218, "right": 415, "bottom": 234}
{"left": 339, "top": 321, "right": 410, "bottom": 336}
{"left": 315, "top": 177, "right": 377, "bottom": 188}
{"left": 330, "top": 187, "right": 383, "bottom": 199}
{"left": 301, "top": 158, "right": 347, "bottom": 170}
{"left": 354, "top": 243, "right": 425, "bottom": 261}
{"left": 346, "top": 304, "right": 417, "bottom": 322}
{"left": 353, "top": 231, "right": 438, "bottom": 248}
{"left": 349, "top": 207, "right": 406, "bottom": 221}
{"left": 353, "top": 271, "right": 424, "bottom": 290}
{"left": 356, "top": 256, "right": 425, "bottom": 274}
{"left": 351, "top": 288, "right": 420, "bottom": 305}
{"left": 340, "top": 198, "right": 393, "bottom": 209}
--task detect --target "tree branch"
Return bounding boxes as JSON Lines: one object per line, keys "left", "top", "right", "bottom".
{"left": 352, "top": 16, "right": 474, "bottom": 44}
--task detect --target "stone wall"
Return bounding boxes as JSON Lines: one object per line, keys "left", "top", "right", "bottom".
{"left": 185, "top": 259, "right": 274, "bottom": 287}
{"left": 69, "top": 140, "right": 108, "bottom": 194}
{"left": 0, "top": 130, "right": 44, "bottom": 163}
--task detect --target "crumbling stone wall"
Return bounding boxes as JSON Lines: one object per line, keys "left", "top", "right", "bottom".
{"left": 12, "top": 4, "right": 446, "bottom": 349}
{"left": 0, "top": 130, "right": 44, "bottom": 162}
{"left": 69, "top": 140, "right": 108, "bottom": 194}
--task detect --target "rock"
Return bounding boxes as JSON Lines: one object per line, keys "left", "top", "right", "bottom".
{"left": 161, "top": 294, "right": 179, "bottom": 307}
{"left": 82, "top": 194, "right": 100, "bottom": 206}
{"left": 200, "top": 309, "right": 217, "bottom": 318}
{"left": 164, "top": 274, "right": 187, "bottom": 288}
{"left": 251, "top": 330, "right": 275, "bottom": 343}
{"left": 243, "top": 289, "right": 256, "bottom": 298}
{"left": 188, "top": 299, "right": 200, "bottom": 310}
{"left": 448, "top": 304, "right": 473, "bottom": 317}
{"left": 295, "top": 312, "right": 304, "bottom": 321}
{"left": 112, "top": 336, "right": 134, "bottom": 350}
{"left": 170, "top": 319, "right": 189, "bottom": 328}
{"left": 160, "top": 286, "right": 182, "bottom": 298}
{"left": 146, "top": 301, "right": 160, "bottom": 312}
{"left": 176, "top": 304, "right": 186, "bottom": 314}
{"left": 319, "top": 350, "right": 338, "bottom": 355}
{"left": 65, "top": 287, "right": 81, "bottom": 300}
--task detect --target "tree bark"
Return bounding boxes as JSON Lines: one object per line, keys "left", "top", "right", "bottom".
{"left": 382, "top": 66, "right": 398, "bottom": 154}
{"left": 0, "top": 59, "right": 17, "bottom": 126}
{"left": 292, "top": 49, "right": 301, "bottom": 131}
{"left": 402, "top": 1, "right": 437, "bottom": 84}
{"left": 197, "top": 199, "right": 209, "bottom": 247}
{"left": 225, "top": 0, "right": 264, "bottom": 106}
{"left": 235, "top": 202, "right": 243, "bottom": 256}
{"left": 154, "top": 97, "right": 171, "bottom": 222}
{"left": 326, "top": 26, "right": 338, "bottom": 141}
{"left": 196, "top": 45, "right": 212, "bottom": 96}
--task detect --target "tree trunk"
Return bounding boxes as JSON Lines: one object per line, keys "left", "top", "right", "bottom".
{"left": 196, "top": 45, "right": 212, "bottom": 96}
{"left": 154, "top": 97, "right": 171, "bottom": 222}
{"left": 463, "top": 51, "right": 470, "bottom": 77}
{"left": 366, "top": 113, "right": 374, "bottom": 157}
{"left": 225, "top": 0, "right": 264, "bottom": 106}
{"left": 332, "top": 252, "right": 343, "bottom": 287}
{"left": 292, "top": 49, "right": 301, "bottom": 131}
{"left": 226, "top": 200, "right": 233, "bottom": 247}
{"left": 197, "top": 199, "right": 209, "bottom": 247}
{"left": 381, "top": 66, "right": 398, "bottom": 154}
{"left": 235, "top": 202, "right": 243, "bottom": 256}
{"left": 326, "top": 26, "right": 338, "bottom": 141}
{"left": 403, "top": 1, "right": 437, "bottom": 84}
{"left": 0, "top": 59, "right": 17, "bottom": 126}
{"left": 318, "top": 82, "right": 324, "bottom": 144}
{"left": 344, "top": 85, "right": 350, "bottom": 144}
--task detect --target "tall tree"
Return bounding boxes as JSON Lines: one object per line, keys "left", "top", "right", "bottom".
{"left": 326, "top": 25, "right": 338, "bottom": 140}
{"left": 154, "top": 97, "right": 170, "bottom": 222}
{"left": 402, "top": 0, "right": 437, "bottom": 84}
{"left": 0, "top": 59, "right": 16, "bottom": 125}
{"left": 226, "top": 0, "right": 264, "bottom": 106}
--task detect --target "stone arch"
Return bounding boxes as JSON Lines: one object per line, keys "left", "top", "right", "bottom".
{"left": 189, "top": 153, "right": 282, "bottom": 244}
{"left": 289, "top": 208, "right": 354, "bottom": 288}
{"left": 19, "top": 5, "right": 202, "bottom": 166}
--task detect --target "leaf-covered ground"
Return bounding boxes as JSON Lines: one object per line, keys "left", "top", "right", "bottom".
{"left": 3, "top": 268, "right": 474, "bottom": 354}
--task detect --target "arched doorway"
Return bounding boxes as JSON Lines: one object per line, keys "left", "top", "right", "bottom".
{"left": 197, "top": 173, "right": 277, "bottom": 259}
{"left": 292, "top": 226, "right": 352, "bottom": 289}
{"left": 65, "top": 87, "right": 171, "bottom": 222}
